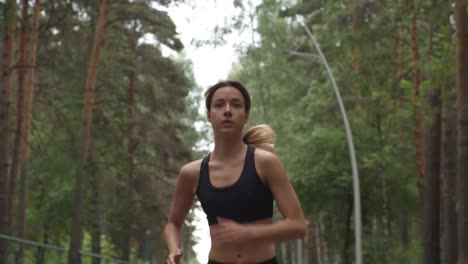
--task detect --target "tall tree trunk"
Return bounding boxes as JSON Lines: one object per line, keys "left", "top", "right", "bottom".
{"left": 455, "top": 1, "right": 468, "bottom": 263}
{"left": 409, "top": 2, "right": 426, "bottom": 255}
{"left": 67, "top": 1, "right": 112, "bottom": 263}
{"left": 89, "top": 156, "right": 101, "bottom": 264}
{"left": 393, "top": 3, "right": 411, "bottom": 251}
{"left": 343, "top": 198, "right": 353, "bottom": 264}
{"left": 422, "top": 87, "right": 442, "bottom": 264}
{"left": 400, "top": 211, "right": 409, "bottom": 248}
{"left": 351, "top": 0, "right": 363, "bottom": 107}
{"left": 285, "top": 242, "right": 292, "bottom": 264}
{"left": 381, "top": 178, "right": 391, "bottom": 264}
{"left": 298, "top": 239, "right": 304, "bottom": 264}
{"left": 392, "top": 0, "right": 403, "bottom": 108}
{"left": 332, "top": 215, "right": 341, "bottom": 264}
{"left": 0, "top": 0, "right": 17, "bottom": 262}
{"left": 8, "top": 0, "right": 30, "bottom": 236}
{"left": 378, "top": 114, "right": 391, "bottom": 263}
{"left": 280, "top": 242, "right": 288, "bottom": 264}
{"left": 287, "top": 240, "right": 294, "bottom": 264}
{"left": 322, "top": 215, "right": 330, "bottom": 264}
{"left": 422, "top": 0, "right": 443, "bottom": 261}
{"left": 442, "top": 82, "right": 458, "bottom": 264}
{"left": 304, "top": 219, "right": 315, "bottom": 264}
{"left": 409, "top": 0, "right": 425, "bottom": 188}
{"left": 123, "top": 71, "right": 136, "bottom": 261}
{"left": 313, "top": 219, "right": 322, "bottom": 264}
{"left": 36, "top": 223, "right": 49, "bottom": 264}
{"left": 15, "top": 2, "right": 40, "bottom": 263}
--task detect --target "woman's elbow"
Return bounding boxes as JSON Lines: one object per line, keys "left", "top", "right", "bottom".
{"left": 297, "top": 220, "right": 308, "bottom": 239}
{"left": 289, "top": 218, "right": 308, "bottom": 239}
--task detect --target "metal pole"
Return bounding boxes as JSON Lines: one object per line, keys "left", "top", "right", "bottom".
{"left": 300, "top": 21, "right": 363, "bottom": 264}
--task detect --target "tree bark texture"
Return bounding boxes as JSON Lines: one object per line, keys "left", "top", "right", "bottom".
{"left": 123, "top": 71, "right": 136, "bottom": 261}
{"left": 442, "top": 83, "right": 458, "bottom": 263}
{"left": 409, "top": 0, "right": 425, "bottom": 185}
{"left": 422, "top": 88, "right": 442, "bottom": 264}
{"left": 0, "top": 0, "right": 17, "bottom": 262}
{"left": 8, "top": 0, "right": 30, "bottom": 236}
{"left": 15, "top": 2, "right": 41, "bottom": 263}
{"left": 67, "top": 1, "right": 112, "bottom": 263}
{"left": 89, "top": 157, "right": 101, "bottom": 264}
{"left": 455, "top": 1, "right": 468, "bottom": 263}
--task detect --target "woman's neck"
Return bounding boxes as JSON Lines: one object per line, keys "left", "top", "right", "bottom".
{"left": 211, "top": 134, "right": 247, "bottom": 162}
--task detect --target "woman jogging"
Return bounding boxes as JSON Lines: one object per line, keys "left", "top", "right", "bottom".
{"left": 164, "top": 80, "right": 307, "bottom": 264}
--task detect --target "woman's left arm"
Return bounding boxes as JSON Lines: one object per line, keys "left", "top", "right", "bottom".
{"left": 211, "top": 150, "right": 308, "bottom": 246}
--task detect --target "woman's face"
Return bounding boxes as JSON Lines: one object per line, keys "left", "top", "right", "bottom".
{"left": 207, "top": 86, "right": 249, "bottom": 133}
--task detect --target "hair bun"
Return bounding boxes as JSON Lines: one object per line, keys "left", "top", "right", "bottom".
{"left": 243, "top": 124, "right": 277, "bottom": 153}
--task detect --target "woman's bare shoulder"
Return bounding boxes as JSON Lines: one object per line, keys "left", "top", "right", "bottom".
{"left": 254, "top": 147, "right": 280, "bottom": 165}
{"left": 253, "top": 148, "right": 283, "bottom": 183}
{"left": 178, "top": 159, "right": 204, "bottom": 181}
{"left": 174, "top": 159, "right": 205, "bottom": 195}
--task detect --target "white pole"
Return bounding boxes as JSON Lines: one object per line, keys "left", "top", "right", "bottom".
{"left": 300, "top": 21, "right": 363, "bottom": 264}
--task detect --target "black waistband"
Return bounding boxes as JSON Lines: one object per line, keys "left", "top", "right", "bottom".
{"left": 207, "top": 256, "right": 278, "bottom": 264}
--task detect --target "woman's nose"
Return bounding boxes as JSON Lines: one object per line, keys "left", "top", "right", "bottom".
{"left": 223, "top": 103, "right": 232, "bottom": 115}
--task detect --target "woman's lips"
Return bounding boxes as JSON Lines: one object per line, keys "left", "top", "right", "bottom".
{"left": 221, "top": 120, "right": 233, "bottom": 126}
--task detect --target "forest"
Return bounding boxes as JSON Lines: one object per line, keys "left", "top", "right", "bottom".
{"left": 0, "top": 0, "right": 467, "bottom": 264}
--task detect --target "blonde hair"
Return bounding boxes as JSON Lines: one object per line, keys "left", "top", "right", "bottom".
{"left": 243, "top": 124, "right": 277, "bottom": 153}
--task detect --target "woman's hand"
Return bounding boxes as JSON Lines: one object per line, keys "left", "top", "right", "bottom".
{"left": 166, "top": 248, "right": 183, "bottom": 264}
{"left": 211, "top": 217, "right": 253, "bottom": 247}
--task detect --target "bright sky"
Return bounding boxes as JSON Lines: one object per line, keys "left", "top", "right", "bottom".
{"left": 163, "top": 1, "right": 254, "bottom": 263}
{"left": 165, "top": 1, "right": 245, "bottom": 89}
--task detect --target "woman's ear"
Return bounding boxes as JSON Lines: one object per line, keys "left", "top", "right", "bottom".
{"left": 207, "top": 111, "right": 211, "bottom": 122}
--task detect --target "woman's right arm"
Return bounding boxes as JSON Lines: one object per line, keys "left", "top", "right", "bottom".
{"left": 164, "top": 162, "right": 199, "bottom": 264}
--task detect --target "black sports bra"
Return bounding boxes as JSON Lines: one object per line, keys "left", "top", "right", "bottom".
{"left": 196, "top": 145, "right": 273, "bottom": 225}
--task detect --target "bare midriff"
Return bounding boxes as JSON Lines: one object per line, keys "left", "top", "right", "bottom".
{"left": 208, "top": 218, "right": 275, "bottom": 264}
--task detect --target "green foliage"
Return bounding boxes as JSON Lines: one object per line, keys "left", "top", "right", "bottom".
{"left": 0, "top": 2, "right": 5, "bottom": 25}
{"left": 12, "top": 0, "right": 201, "bottom": 262}
{"left": 390, "top": 239, "right": 422, "bottom": 264}
{"left": 228, "top": 0, "right": 455, "bottom": 262}
{"left": 111, "top": 3, "right": 183, "bottom": 50}
{"left": 6, "top": 0, "right": 457, "bottom": 262}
